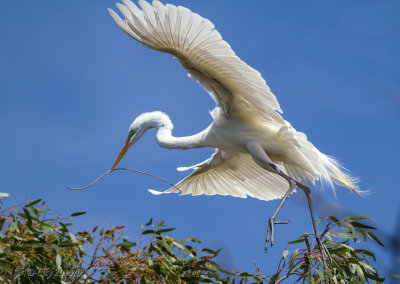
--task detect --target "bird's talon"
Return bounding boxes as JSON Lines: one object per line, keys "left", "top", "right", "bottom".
{"left": 266, "top": 217, "right": 289, "bottom": 250}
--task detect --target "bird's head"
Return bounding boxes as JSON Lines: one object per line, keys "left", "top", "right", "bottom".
{"left": 111, "top": 122, "right": 142, "bottom": 171}
{"left": 111, "top": 111, "right": 172, "bottom": 170}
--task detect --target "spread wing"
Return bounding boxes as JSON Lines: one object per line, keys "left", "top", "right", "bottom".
{"left": 149, "top": 150, "right": 291, "bottom": 202}
{"left": 109, "top": 0, "right": 284, "bottom": 123}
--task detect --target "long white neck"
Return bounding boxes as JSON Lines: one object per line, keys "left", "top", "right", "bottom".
{"left": 138, "top": 111, "right": 209, "bottom": 150}
{"left": 156, "top": 127, "right": 210, "bottom": 150}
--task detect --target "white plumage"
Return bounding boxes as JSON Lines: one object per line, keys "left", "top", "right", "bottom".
{"left": 109, "top": 0, "right": 360, "bottom": 203}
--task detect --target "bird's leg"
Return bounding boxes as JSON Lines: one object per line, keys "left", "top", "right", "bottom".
{"left": 269, "top": 164, "right": 330, "bottom": 263}
{"left": 274, "top": 167, "right": 330, "bottom": 263}
{"left": 265, "top": 176, "right": 296, "bottom": 251}
{"left": 246, "top": 143, "right": 296, "bottom": 250}
{"left": 296, "top": 182, "right": 331, "bottom": 265}
{"left": 246, "top": 142, "right": 329, "bottom": 259}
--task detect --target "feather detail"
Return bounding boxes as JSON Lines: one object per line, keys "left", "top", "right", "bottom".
{"left": 108, "top": 0, "right": 284, "bottom": 123}
{"left": 152, "top": 150, "right": 291, "bottom": 202}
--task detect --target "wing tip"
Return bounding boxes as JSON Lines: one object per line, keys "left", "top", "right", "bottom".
{"left": 148, "top": 189, "right": 170, "bottom": 195}
{"left": 108, "top": 7, "right": 123, "bottom": 24}
{"left": 177, "top": 166, "right": 195, "bottom": 172}
{"left": 107, "top": 7, "right": 116, "bottom": 16}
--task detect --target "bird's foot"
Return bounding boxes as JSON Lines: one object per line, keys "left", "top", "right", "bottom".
{"left": 265, "top": 217, "right": 291, "bottom": 251}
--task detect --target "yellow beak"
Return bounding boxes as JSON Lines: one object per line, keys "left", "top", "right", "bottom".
{"left": 111, "top": 138, "right": 130, "bottom": 171}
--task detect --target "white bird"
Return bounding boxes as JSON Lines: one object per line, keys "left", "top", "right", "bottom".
{"left": 108, "top": 0, "right": 361, "bottom": 250}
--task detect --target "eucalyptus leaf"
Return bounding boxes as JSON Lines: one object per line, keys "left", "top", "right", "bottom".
{"left": 366, "top": 231, "right": 384, "bottom": 247}
{"left": 24, "top": 199, "right": 42, "bottom": 208}
{"left": 287, "top": 238, "right": 304, "bottom": 244}
{"left": 283, "top": 248, "right": 289, "bottom": 260}
{"left": 354, "top": 264, "right": 366, "bottom": 282}
{"left": 336, "top": 232, "right": 364, "bottom": 239}
{"left": 392, "top": 273, "right": 400, "bottom": 278}
{"left": 345, "top": 215, "right": 374, "bottom": 221}
{"left": 349, "top": 221, "right": 376, "bottom": 230}
{"left": 70, "top": 211, "right": 87, "bottom": 217}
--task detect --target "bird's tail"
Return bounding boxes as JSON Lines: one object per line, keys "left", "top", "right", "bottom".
{"left": 317, "top": 152, "right": 365, "bottom": 195}
{"left": 278, "top": 121, "right": 364, "bottom": 195}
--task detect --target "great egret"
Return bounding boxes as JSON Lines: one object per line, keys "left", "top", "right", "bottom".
{"left": 108, "top": 0, "right": 360, "bottom": 251}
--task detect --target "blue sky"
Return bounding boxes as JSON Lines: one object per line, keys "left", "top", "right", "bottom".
{"left": 1, "top": 0, "right": 399, "bottom": 280}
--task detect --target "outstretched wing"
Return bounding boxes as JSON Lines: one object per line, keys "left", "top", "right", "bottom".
{"left": 109, "top": 0, "right": 284, "bottom": 123}
{"left": 149, "top": 150, "right": 291, "bottom": 202}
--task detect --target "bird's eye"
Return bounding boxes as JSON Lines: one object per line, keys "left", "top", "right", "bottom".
{"left": 128, "top": 129, "right": 136, "bottom": 138}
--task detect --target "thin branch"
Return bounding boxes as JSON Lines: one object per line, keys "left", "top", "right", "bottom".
{"left": 114, "top": 168, "right": 181, "bottom": 192}
{"left": 67, "top": 170, "right": 112, "bottom": 190}
{"left": 275, "top": 263, "right": 304, "bottom": 284}
{"left": 67, "top": 167, "right": 181, "bottom": 193}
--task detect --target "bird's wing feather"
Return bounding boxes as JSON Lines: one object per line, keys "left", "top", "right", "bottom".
{"left": 109, "top": 0, "right": 284, "bottom": 123}
{"left": 149, "top": 149, "right": 292, "bottom": 202}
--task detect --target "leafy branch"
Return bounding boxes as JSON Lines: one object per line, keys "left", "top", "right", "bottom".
{"left": 0, "top": 198, "right": 389, "bottom": 283}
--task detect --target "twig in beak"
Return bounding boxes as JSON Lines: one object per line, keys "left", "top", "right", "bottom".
{"left": 67, "top": 168, "right": 181, "bottom": 193}
{"left": 67, "top": 170, "right": 112, "bottom": 190}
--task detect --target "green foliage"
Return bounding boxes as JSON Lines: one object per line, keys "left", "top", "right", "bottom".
{"left": 100, "top": 219, "right": 244, "bottom": 283}
{"left": 392, "top": 258, "right": 400, "bottom": 279}
{"left": 0, "top": 199, "right": 261, "bottom": 283}
{"left": 0, "top": 198, "right": 386, "bottom": 283}
{"left": 0, "top": 199, "right": 86, "bottom": 283}
{"left": 268, "top": 215, "right": 386, "bottom": 283}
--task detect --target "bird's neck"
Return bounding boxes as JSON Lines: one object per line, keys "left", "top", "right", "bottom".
{"left": 156, "top": 127, "right": 208, "bottom": 150}
{"left": 144, "top": 112, "right": 207, "bottom": 150}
